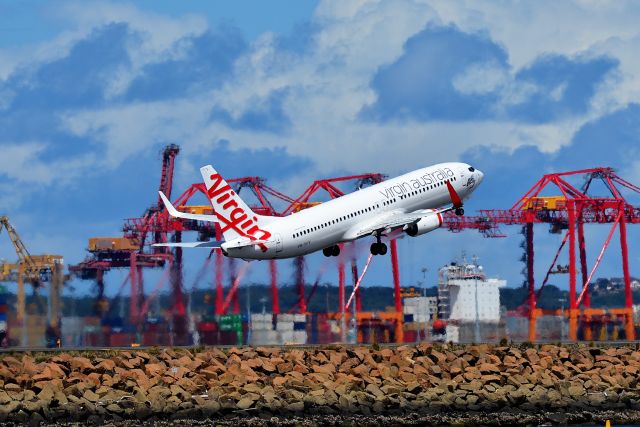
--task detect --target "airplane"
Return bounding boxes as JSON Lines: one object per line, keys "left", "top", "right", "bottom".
{"left": 153, "top": 162, "right": 484, "bottom": 260}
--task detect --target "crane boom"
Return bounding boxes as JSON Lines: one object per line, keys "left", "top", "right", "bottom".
{"left": 0, "top": 216, "right": 37, "bottom": 274}
{"left": 1, "top": 215, "right": 65, "bottom": 344}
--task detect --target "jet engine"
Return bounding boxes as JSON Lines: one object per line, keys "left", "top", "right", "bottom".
{"left": 404, "top": 212, "right": 442, "bottom": 237}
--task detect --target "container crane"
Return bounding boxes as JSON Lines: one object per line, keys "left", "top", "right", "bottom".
{"left": 0, "top": 216, "right": 64, "bottom": 345}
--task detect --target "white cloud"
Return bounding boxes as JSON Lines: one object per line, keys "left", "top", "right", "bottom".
{"left": 0, "top": 142, "right": 96, "bottom": 184}
{"left": 452, "top": 60, "right": 509, "bottom": 95}
{"left": 7, "top": 0, "right": 640, "bottom": 189}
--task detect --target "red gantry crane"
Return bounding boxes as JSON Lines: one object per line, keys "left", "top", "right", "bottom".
{"left": 72, "top": 140, "right": 640, "bottom": 346}
{"left": 466, "top": 167, "right": 640, "bottom": 341}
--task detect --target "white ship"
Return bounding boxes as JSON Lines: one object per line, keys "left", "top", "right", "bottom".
{"left": 438, "top": 256, "right": 506, "bottom": 323}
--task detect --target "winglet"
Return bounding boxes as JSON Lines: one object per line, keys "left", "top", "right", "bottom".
{"left": 159, "top": 191, "right": 181, "bottom": 217}
{"left": 159, "top": 191, "right": 219, "bottom": 223}
{"left": 445, "top": 180, "right": 463, "bottom": 208}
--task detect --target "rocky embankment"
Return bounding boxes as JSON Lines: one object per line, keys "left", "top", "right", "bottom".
{"left": 1, "top": 344, "right": 640, "bottom": 426}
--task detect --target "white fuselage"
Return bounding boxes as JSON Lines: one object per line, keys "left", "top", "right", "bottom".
{"left": 224, "top": 162, "right": 483, "bottom": 260}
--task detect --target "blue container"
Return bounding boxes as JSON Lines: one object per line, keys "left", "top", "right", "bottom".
{"left": 102, "top": 317, "right": 125, "bottom": 327}
{"left": 403, "top": 314, "right": 414, "bottom": 323}
{"left": 146, "top": 316, "right": 164, "bottom": 325}
{"left": 0, "top": 312, "right": 6, "bottom": 321}
{"left": 293, "top": 322, "right": 306, "bottom": 331}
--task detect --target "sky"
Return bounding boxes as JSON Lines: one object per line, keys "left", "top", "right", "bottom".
{"left": 1, "top": 0, "right": 640, "bottom": 306}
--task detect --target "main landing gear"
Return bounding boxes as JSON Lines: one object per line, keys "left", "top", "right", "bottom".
{"left": 370, "top": 242, "right": 387, "bottom": 255}
{"left": 322, "top": 245, "right": 340, "bottom": 257}
{"left": 370, "top": 232, "right": 387, "bottom": 256}
{"left": 455, "top": 206, "right": 465, "bottom": 216}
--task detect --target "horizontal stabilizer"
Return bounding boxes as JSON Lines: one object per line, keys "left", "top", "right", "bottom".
{"left": 159, "top": 191, "right": 218, "bottom": 222}
{"left": 152, "top": 241, "right": 223, "bottom": 248}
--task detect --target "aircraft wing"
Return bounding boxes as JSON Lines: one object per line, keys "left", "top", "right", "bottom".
{"left": 346, "top": 179, "right": 464, "bottom": 240}
{"left": 346, "top": 208, "right": 446, "bottom": 240}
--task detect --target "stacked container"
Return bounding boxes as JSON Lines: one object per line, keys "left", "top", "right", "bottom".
{"left": 218, "top": 314, "right": 243, "bottom": 345}
{"left": 276, "top": 313, "right": 294, "bottom": 344}
{"left": 250, "top": 313, "right": 278, "bottom": 345}
{"left": 313, "top": 314, "right": 334, "bottom": 344}
{"left": 275, "top": 313, "right": 307, "bottom": 344}
{"left": 8, "top": 313, "right": 47, "bottom": 347}
{"left": 142, "top": 317, "right": 171, "bottom": 346}
{"left": 197, "top": 320, "right": 218, "bottom": 345}
{"left": 292, "top": 314, "right": 307, "bottom": 344}
{"left": 403, "top": 297, "right": 437, "bottom": 323}
{"left": 61, "top": 316, "right": 83, "bottom": 346}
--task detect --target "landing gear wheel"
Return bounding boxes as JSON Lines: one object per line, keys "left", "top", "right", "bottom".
{"left": 378, "top": 243, "right": 388, "bottom": 255}
{"left": 331, "top": 245, "right": 340, "bottom": 256}
{"left": 455, "top": 207, "right": 465, "bottom": 216}
{"left": 322, "top": 247, "right": 332, "bottom": 257}
{"left": 370, "top": 243, "right": 379, "bottom": 255}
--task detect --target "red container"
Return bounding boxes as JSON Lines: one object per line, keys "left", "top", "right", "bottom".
{"left": 81, "top": 332, "right": 102, "bottom": 347}
{"left": 109, "top": 332, "right": 134, "bottom": 347}
{"left": 142, "top": 332, "right": 158, "bottom": 346}
{"left": 142, "top": 332, "right": 172, "bottom": 346}
{"left": 219, "top": 330, "right": 239, "bottom": 346}
{"left": 198, "top": 321, "right": 218, "bottom": 332}
{"left": 315, "top": 332, "right": 334, "bottom": 344}
{"left": 199, "top": 331, "right": 218, "bottom": 345}
{"left": 403, "top": 330, "right": 418, "bottom": 343}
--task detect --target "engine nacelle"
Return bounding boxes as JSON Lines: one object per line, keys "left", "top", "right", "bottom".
{"left": 404, "top": 211, "right": 442, "bottom": 237}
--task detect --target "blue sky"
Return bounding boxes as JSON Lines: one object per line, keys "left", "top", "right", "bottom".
{"left": 2, "top": 1, "right": 640, "bottom": 306}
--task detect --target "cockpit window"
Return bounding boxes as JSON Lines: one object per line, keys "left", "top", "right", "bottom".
{"left": 468, "top": 166, "right": 475, "bottom": 172}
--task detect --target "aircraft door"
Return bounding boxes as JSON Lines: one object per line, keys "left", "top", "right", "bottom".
{"left": 275, "top": 233, "right": 283, "bottom": 253}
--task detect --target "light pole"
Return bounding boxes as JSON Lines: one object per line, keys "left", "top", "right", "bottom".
{"left": 559, "top": 297, "right": 566, "bottom": 341}
{"left": 473, "top": 256, "right": 481, "bottom": 343}
{"left": 421, "top": 267, "right": 428, "bottom": 342}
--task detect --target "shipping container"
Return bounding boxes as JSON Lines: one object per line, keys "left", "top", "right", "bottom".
{"left": 277, "top": 314, "right": 294, "bottom": 322}
{"left": 250, "top": 320, "right": 272, "bottom": 331}
{"left": 142, "top": 331, "right": 171, "bottom": 346}
{"left": 82, "top": 332, "right": 102, "bottom": 347}
{"left": 218, "top": 314, "right": 242, "bottom": 332}
{"left": 315, "top": 331, "right": 336, "bottom": 345}
{"left": 89, "top": 237, "right": 139, "bottom": 252}
{"left": 109, "top": 332, "right": 135, "bottom": 347}
{"left": 292, "top": 330, "right": 307, "bottom": 344}
{"left": 403, "top": 330, "right": 418, "bottom": 343}
{"left": 276, "top": 321, "right": 294, "bottom": 331}
{"left": 251, "top": 330, "right": 279, "bottom": 345}
{"left": 199, "top": 331, "right": 218, "bottom": 345}
{"left": 218, "top": 330, "right": 241, "bottom": 346}
{"left": 198, "top": 321, "right": 218, "bottom": 332}
{"left": 250, "top": 313, "right": 272, "bottom": 323}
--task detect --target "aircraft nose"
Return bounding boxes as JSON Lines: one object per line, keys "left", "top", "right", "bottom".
{"left": 476, "top": 169, "right": 484, "bottom": 184}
